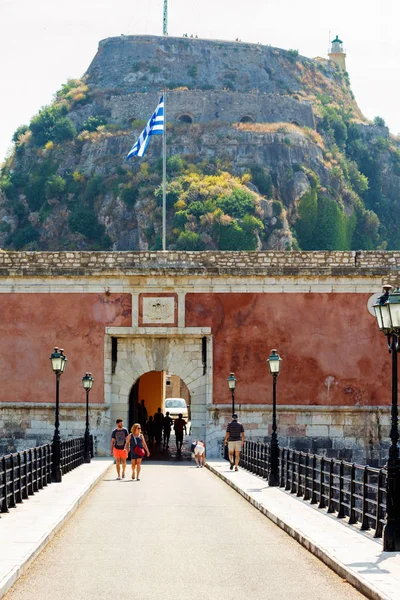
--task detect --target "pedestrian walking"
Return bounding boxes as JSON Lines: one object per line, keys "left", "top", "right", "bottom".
{"left": 146, "top": 416, "right": 155, "bottom": 447}
{"left": 125, "top": 423, "right": 150, "bottom": 481}
{"left": 139, "top": 399, "right": 148, "bottom": 431}
{"left": 163, "top": 411, "right": 173, "bottom": 449}
{"left": 174, "top": 413, "right": 187, "bottom": 454}
{"left": 153, "top": 407, "right": 164, "bottom": 444}
{"left": 110, "top": 418, "right": 129, "bottom": 480}
{"left": 224, "top": 413, "right": 245, "bottom": 471}
{"left": 193, "top": 440, "right": 206, "bottom": 467}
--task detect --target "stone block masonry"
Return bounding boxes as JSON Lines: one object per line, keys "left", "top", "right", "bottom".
{"left": 108, "top": 90, "right": 315, "bottom": 129}
{"left": 0, "top": 250, "right": 399, "bottom": 279}
{"left": 208, "top": 405, "right": 391, "bottom": 465}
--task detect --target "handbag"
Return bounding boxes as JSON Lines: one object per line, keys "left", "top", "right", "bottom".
{"left": 133, "top": 436, "right": 146, "bottom": 457}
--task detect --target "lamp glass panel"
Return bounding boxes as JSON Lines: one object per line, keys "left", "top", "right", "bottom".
{"left": 227, "top": 376, "right": 236, "bottom": 390}
{"left": 389, "top": 303, "right": 400, "bottom": 329}
{"left": 51, "top": 357, "right": 62, "bottom": 372}
{"left": 381, "top": 304, "right": 391, "bottom": 329}
{"left": 268, "top": 358, "right": 280, "bottom": 374}
{"left": 82, "top": 378, "right": 91, "bottom": 389}
{"left": 374, "top": 305, "right": 384, "bottom": 330}
{"left": 60, "top": 357, "right": 67, "bottom": 373}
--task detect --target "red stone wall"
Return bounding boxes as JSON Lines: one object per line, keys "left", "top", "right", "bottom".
{"left": 0, "top": 294, "right": 131, "bottom": 404}
{"left": 185, "top": 293, "right": 390, "bottom": 407}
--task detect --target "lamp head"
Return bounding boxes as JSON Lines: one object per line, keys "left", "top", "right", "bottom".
{"left": 267, "top": 349, "right": 281, "bottom": 375}
{"left": 227, "top": 372, "right": 236, "bottom": 390}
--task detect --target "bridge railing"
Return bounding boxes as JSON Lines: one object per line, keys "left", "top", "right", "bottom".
{"left": 233, "top": 440, "right": 387, "bottom": 539}
{"left": 0, "top": 436, "right": 92, "bottom": 517}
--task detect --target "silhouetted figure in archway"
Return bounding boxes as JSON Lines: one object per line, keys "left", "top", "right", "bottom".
{"left": 163, "top": 411, "right": 173, "bottom": 449}
{"left": 139, "top": 399, "right": 148, "bottom": 431}
{"left": 153, "top": 407, "right": 164, "bottom": 444}
{"left": 174, "top": 413, "right": 187, "bottom": 454}
{"left": 146, "top": 416, "right": 155, "bottom": 447}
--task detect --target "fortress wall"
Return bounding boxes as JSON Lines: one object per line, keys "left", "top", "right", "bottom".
{"left": 0, "top": 250, "right": 398, "bottom": 277}
{"left": 0, "top": 251, "right": 398, "bottom": 461}
{"left": 108, "top": 91, "right": 315, "bottom": 129}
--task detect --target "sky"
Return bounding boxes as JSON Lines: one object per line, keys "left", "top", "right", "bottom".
{"left": 0, "top": 0, "right": 399, "bottom": 162}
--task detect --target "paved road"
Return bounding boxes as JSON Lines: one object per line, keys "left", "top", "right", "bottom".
{"left": 5, "top": 463, "right": 364, "bottom": 600}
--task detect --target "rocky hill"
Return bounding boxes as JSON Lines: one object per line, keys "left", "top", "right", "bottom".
{"left": 1, "top": 35, "right": 399, "bottom": 251}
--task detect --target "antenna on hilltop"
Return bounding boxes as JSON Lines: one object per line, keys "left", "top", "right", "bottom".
{"left": 163, "top": 0, "right": 168, "bottom": 36}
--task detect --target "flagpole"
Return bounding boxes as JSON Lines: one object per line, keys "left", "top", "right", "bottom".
{"left": 162, "top": 89, "right": 167, "bottom": 251}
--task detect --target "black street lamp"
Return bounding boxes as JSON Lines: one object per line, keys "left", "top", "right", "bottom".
{"left": 82, "top": 372, "right": 94, "bottom": 463}
{"left": 267, "top": 349, "right": 282, "bottom": 487}
{"left": 227, "top": 372, "right": 237, "bottom": 416}
{"left": 373, "top": 285, "right": 400, "bottom": 551}
{"left": 50, "top": 347, "right": 67, "bottom": 482}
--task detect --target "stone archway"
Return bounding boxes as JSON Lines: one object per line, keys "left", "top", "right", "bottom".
{"left": 104, "top": 330, "right": 212, "bottom": 454}
{"left": 177, "top": 114, "right": 193, "bottom": 124}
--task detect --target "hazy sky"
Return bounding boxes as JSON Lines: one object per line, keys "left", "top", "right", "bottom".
{"left": 0, "top": 0, "right": 399, "bottom": 162}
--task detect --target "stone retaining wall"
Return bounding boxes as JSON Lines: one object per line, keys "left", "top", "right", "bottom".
{"left": 0, "top": 251, "right": 399, "bottom": 278}
{"left": 207, "top": 405, "right": 391, "bottom": 465}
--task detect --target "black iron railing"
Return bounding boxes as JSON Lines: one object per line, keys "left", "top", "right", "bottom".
{"left": 237, "top": 441, "right": 387, "bottom": 539}
{"left": 0, "top": 436, "right": 92, "bottom": 517}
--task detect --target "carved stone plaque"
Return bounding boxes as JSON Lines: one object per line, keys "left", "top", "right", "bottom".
{"left": 139, "top": 293, "right": 178, "bottom": 327}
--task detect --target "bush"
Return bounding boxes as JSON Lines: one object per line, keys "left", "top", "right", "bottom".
{"left": 250, "top": 166, "right": 272, "bottom": 197}
{"left": 45, "top": 175, "right": 66, "bottom": 199}
{"left": 12, "top": 125, "right": 29, "bottom": 143}
{"left": 9, "top": 224, "right": 39, "bottom": 250}
{"left": 175, "top": 231, "right": 204, "bottom": 250}
{"left": 85, "top": 175, "right": 103, "bottom": 203}
{"left": 30, "top": 105, "right": 76, "bottom": 146}
{"left": 121, "top": 184, "right": 139, "bottom": 207}
{"left": 81, "top": 115, "right": 107, "bottom": 132}
{"left": 287, "top": 49, "right": 299, "bottom": 61}
{"left": 216, "top": 187, "right": 255, "bottom": 218}
{"left": 68, "top": 204, "right": 105, "bottom": 240}
{"left": 373, "top": 116, "right": 386, "bottom": 127}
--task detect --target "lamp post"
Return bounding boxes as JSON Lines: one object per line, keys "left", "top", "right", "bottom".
{"left": 50, "top": 347, "right": 67, "bottom": 482}
{"left": 227, "top": 372, "right": 237, "bottom": 416}
{"left": 82, "top": 372, "right": 94, "bottom": 463}
{"left": 373, "top": 285, "right": 400, "bottom": 551}
{"left": 267, "top": 349, "right": 282, "bottom": 487}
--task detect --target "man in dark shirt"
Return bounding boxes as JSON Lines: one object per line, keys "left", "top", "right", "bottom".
{"left": 163, "top": 411, "right": 173, "bottom": 449}
{"left": 224, "top": 414, "right": 245, "bottom": 471}
{"left": 110, "top": 418, "right": 129, "bottom": 480}
{"left": 153, "top": 407, "right": 164, "bottom": 444}
{"left": 174, "top": 413, "right": 187, "bottom": 454}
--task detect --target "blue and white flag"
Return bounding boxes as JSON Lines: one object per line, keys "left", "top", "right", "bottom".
{"left": 126, "top": 96, "right": 164, "bottom": 159}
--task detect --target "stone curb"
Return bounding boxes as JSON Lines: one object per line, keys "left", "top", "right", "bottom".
{"left": 206, "top": 462, "right": 390, "bottom": 600}
{"left": 0, "top": 460, "right": 113, "bottom": 600}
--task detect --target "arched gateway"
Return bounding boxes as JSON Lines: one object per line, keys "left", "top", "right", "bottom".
{"left": 104, "top": 329, "right": 212, "bottom": 448}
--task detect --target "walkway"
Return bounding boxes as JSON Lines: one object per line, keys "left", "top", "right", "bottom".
{"left": 3, "top": 462, "right": 362, "bottom": 600}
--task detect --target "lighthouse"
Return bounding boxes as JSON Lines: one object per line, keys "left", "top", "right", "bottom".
{"left": 328, "top": 35, "right": 347, "bottom": 71}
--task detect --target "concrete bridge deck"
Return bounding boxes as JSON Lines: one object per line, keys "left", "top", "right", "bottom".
{"left": 2, "top": 457, "right": 400, "bottom": 600}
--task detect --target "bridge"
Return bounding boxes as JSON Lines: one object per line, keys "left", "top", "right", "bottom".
{"left": 1, "top": 438, "right": 400, "bottom": 600}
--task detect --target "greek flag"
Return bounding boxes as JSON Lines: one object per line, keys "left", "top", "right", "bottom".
{"left": 126, "top": 96, "right": 164, "bottom": 159}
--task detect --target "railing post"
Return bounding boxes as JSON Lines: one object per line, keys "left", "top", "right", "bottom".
{"left": 304, "top": 454, "right": 310, "bottom": 501}
{"left": 33, "top": 448, "right": 39, "bottom": 493}
{"left": 349, "top": 463, "right": 356, "bottom": 524}
{"left": 16, "top": 453, "right": 23, "bottom": 504}
{"left": 22, "top": 451, "right": 29, "bottom": 500}
{"left": 337, "top": 461, "right": 345, "bottom": 519}
{"left": 297, "top": 452, "right": 302, "bottom": 497}
{"left": 9, "top": 455, "right": 16, "bottom": 508}
{"left": 279, "top": 447, "right": 285, "bottom": 487}
{"left": 1, "top": 456, "right": 9, "bottom": 513}
{"left": 361, "top": 467, "right": 369, "bottom": 530}
{"left": 318, "top": 457, "right": 326, "bottom": 509}
{"left": 375, "top": 469, "right": 384, "bottom": 538}
{"left": 311, "top": 454, "right": 317, "bottom": 504}
{"left": 327, "top": 459, "right": 334, "bottom": 513}
{"left": 285, "top": 449, "right": 290, "bottom": 491}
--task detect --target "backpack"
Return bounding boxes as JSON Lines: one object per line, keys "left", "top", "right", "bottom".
{"left": 190, "top": 440, "right": 197, "bottom": 452}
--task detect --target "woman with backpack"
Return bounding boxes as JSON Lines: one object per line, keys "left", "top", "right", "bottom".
{"left": 125, "top": 423, "right": 150, "bottom": 480}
